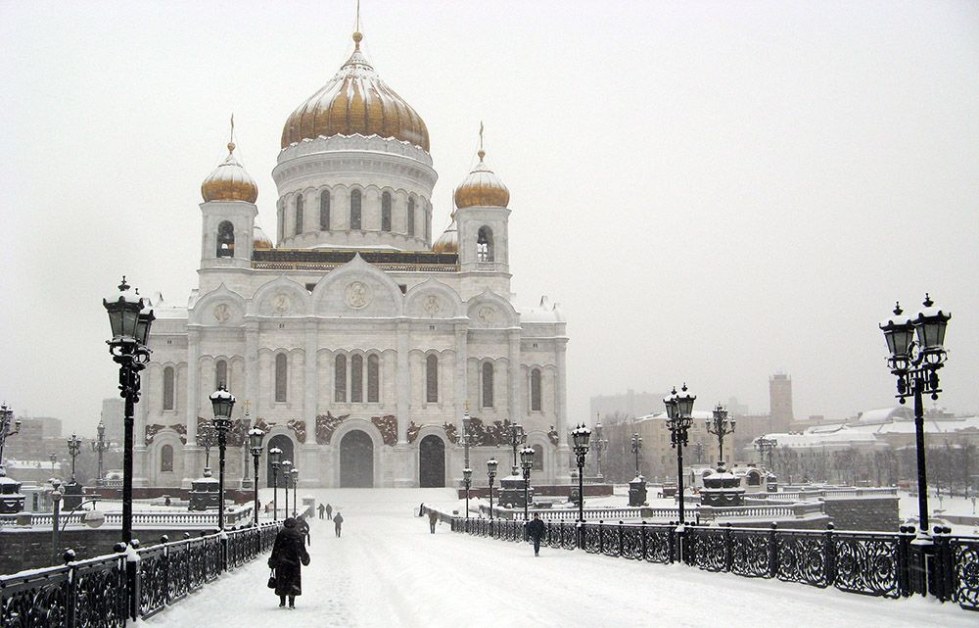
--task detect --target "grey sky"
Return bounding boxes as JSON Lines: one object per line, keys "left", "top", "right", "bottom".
{"left": 2, "top": 1, "right": 977, "bottom": 437}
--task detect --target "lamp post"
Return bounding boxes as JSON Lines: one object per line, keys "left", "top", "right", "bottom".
{"left": 506, "top": 422, "right": 526, "bottom": 476}
{"left": 103, "top": 276, "right": 154, "bottom": 548}
{"left": 91, "top": 420, "right": 109, "bottom": 486}
{"left": 487, "top": 458, "right": 498, "bottom": 520}
{"left": 198, "top": 419, "right": 217, "bottom": 477}
{"left": 66, "top": 434, "right": 82, "bottom": 482}
{"left": 880, "top": 296, "right": 951, "bottom": 540}
{"left": 593, "top": 420, "right": 608, "bottom": 480}
{"left": 269, "top": 447, "right": 281, "bottom": 521}
{"left": 208, "top": 385, "right": 235, "bottom": 531}
{"left": 463, "top": 467, "right": 472, "bottom": 519}
{"left": 520, "top": 446, "right": 534, "bottom": 520}
{"left": 281, "top": 460, "right": 292, "bottom": 519}
{"left": 461, "top": 411, "right": 473, "bottom": 472}
{"left": 705, "top": 404, "right": 735, "bottom": 471}
{"left": 664, "top": 384, "right": 695, "bottom": 525}
{"left": 631, "top": 433, "right": 643, "bottom": 477}
{"left": 755, "top": 436, "right": 778, "bottom": 471}
{"left": 571, "top": 425, "right": 592, "bottom": 524}
{"left": 290, "top": 467, "right": 299, "bottom": 517}
{"left": 0, "top": 404, "right": 21, "bottom": 473}
{"left": 50, "top": 478, "right": 63, "bottom": 563}
{"left": 248, "top": 428, "right": 265, "bottom": 524}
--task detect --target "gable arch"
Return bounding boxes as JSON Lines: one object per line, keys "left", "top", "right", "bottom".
{"left": 311, "top": 255, "right": 403, "bottom": 317}
{"left": 466, "top": 291, "right": 518, "bottom": 329}
{"left": 250, "top": 276, "right": 312, "bottom": 317}
{"left": 404, "top": 279, "right": 464, "bottom": 319}
{"left": 190, "top": 284, "right": 247, "bottom": 326}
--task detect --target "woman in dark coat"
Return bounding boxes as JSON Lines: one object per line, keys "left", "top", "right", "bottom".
{"left": 268, "top": 517, "right": 310, "bottom": 608}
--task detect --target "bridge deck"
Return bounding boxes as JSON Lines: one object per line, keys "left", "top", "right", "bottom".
{"left": 142, "top": 488, "right": 969, "bottom": 627}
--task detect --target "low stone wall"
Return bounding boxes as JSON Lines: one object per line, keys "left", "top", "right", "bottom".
{"left": 821, "top": 496, "right": 900, "bottom": 532}
{"left": 457, "top": 483, "right": 613, "bottom": 500}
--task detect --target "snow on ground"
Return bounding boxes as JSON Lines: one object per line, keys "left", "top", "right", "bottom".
{"left": 142, "top": 488, "right": 973, "bottom": 628}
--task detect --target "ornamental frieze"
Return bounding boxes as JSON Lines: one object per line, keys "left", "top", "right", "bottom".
{"left": 144, "top": 423, "right": 187, "bottom": 445}
{"left": 373, "top": 415, "right": 398, "bottom": 446}
{"left": 443, "top": 422, "right": 459, "bottom": 444}
{"left": 287, "top": 419, "right": 307, "bottom": 444}
{"left": 548, "top": 426, "right": 560, "bottom": 446}
{"left": 315, "top": 412, "right": 348, "bottom": 445}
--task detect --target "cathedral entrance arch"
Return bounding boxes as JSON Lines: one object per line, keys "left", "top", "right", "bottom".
{"left": 266, "top": 434, "right": 294, "bottom": 488}
{"left": 418, "top": 435, "right": 445, "bottom": 488}
{"left": 340, "top": 430, "right": 374, "bottom": 488}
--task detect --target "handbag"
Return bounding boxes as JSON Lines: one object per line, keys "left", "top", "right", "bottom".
{"left": 267, "top": 569, "right": 277, "bottom": 589}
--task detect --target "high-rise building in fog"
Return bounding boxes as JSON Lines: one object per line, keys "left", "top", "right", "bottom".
{"left": 769, "top": 373, "right": 794, "bottom": 432}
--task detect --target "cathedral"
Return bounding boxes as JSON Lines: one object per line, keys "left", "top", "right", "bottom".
{"left": 135, "top": 28, "right": 569, "bottom": 489}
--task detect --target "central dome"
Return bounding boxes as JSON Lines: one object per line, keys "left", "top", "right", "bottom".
{"left": 281, "top": 32, "right": 430, "bottom": 152}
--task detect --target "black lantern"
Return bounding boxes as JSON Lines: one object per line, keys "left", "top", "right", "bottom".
{"left": 208, "top": 385, "right": 235, "bottom": 531}
{"left": 281, "top": 459, "right": 293, "bottom": 519}
{"left": 705, "top": 403, "right": 735, "bottom": 471}
{"left": 664, "top": 384, "right": 695, "bottom": 525}
{"left": 248, "top": 428, "right": 265, "bottom": 524}
{"left": 290, "top": 467, "right": 299, "bottom": 517}
{"left": 487, "top": 458, "right": 498, "bottom": 520}
{"left": 269, "top": 447, "right": 282, "bottom": 521}
{"left": 462, "top": 467, "right": 473, "bottom": 519}
{"left": 520, "top": 446, "right": 535, "bottom": 520}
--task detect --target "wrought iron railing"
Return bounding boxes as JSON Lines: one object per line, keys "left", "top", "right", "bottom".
{"left": 451, "top": 516, "right": 979, "bottom": 612}
{"left": 0, "top": 521, "right": 280, "bottom": 626}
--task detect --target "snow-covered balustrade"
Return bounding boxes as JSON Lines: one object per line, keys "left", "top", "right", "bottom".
{"left": 0, "top": 521, "right": 280, "bottom": 625}
{"left": 450, "top": 515, "right": 979, "bottom": 611}
{"left": 0, "top": 504, "right": 255, "bottom": 530}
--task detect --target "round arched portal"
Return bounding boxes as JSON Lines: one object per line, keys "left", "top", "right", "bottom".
{"left": 266, "top": 434, "right": 295, "bottom": 488}
{"left": 340, "top": 430, "right": 374, "bottom": 488}
{"left": 418, "top": 435, "right": 445, "bottom": 488}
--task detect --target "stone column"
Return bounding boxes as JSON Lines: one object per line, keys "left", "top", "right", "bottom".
{"left": 396, "top": 320, "right": 410, "bottom": 444}
{"left": 508, "top": 330, "right": 521, "bottom": 422}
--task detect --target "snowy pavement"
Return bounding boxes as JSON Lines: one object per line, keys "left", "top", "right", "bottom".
{"left": 143, "top": 488, "right": 974, "bottom": 627}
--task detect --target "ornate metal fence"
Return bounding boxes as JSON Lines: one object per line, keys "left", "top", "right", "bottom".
{"left": 0, "top": 522, "right": 280, "bottom": 627}
{"left": 451, "top": 516, "right": 978, "bottom": 611}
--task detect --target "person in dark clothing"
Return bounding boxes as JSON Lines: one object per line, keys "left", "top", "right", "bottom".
{"left": 333, "top": 512, "right": 344, "bottom": 537}
{"left": 268, "top": 517, "right": 311, "bottom": 608}
{"left": 526, "top": 513, "right": 546, "bottom": 556}
{"left": 418, "top": 502, "right": 425, "bottom": 517}
{"left": 428, "top": 509, "right": 439, "bottom": 533}
{"left": 326, "top": 503, "right": 333, "bottom": 521}
{"left": 317, "top": 503, "right": 325, "bottom": 520}
{"left": 297, "top": 516, "right": 311, "bottom": 545}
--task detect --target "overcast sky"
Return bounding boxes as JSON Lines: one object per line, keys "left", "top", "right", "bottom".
{"left": 2, "top": 1, "right": 977, "bottom": 438}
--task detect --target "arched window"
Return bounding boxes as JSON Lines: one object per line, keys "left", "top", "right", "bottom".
{"left": 477, "top": 226, "right": 494, "bottom": 262}
{"left": 161, "top": 444, "right": 174, "bottom": 472}
{"left": 320, "top": 191, "right": 331, "bottom": 230}
{"left": 351, "top": 189, "right": 362, "bottom": 230}
{"left": 217, "top": 221, "right": 235, "bottom": 257}
{"left": 351, "top": 354, "right": 363, "bottom": 403}
{"left": 426, "top": 354, "right": 438, "bottom": 403}
{"left": 335, "top": 355, "right": 347, "bottom": 402}
{"left": 530, "top": 368, "right": 542, "bottom": 412}
{"left": 275, "top": 353, "right": 287, "bottom": 402}
{"left": 367, "top": 354, "right": 380, "bottom": 403}
{"left": 532, "top": 444, "right": 544, "bottom": 470}
{"left": 295, "top": 194, "right": 304, "bottom": 236}
{"left": 215, "top": 359, "right": 228, "bottom": 391}
{"left": 381, "top": 192, "right": 392, "bottom": 232}
{"left": 407, "top": 198, "right": 415, "bottom": 236}
{"left": 481, "top": 362, "right": 494, "bottom": 408}
{"left": 163, "top": 366, "right": 175, "bottom": 411}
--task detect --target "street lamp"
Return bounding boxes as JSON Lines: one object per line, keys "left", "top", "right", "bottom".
{"left": 0, "top": 404, "right": 21, "bottom": 473}
{"left": 664, "top": 384, "right": 695, "bottom": 525}
{"left": 281, "top": 459, "right": 292, "bottom": 519}
{"left": 463, "top": 467, "right": 472, "bottom": 519}
{"left": 269, "top": 447, "right": 282, "bottom": 521}
{"left": 571, "top": 424, "right": 592, "bottom": 523}
{"left": 103, "top": 276, "right": 154, "bottom": 547}
{"left": 880, "top": 295, "right": 951, "bottom": 538}
{"left": 208, "top": 385, "right": 235, "bottom": 531}
{"left": 91, "top": 420, "right": 109, "bottom": 487}
{"left": 755, "top": 436, "right": 778, "bottom": 471}
{"left": 705, "top": 404, "right": 735, "bottom": 471}
{"left": 290, "top": 467, "right": 299, "bottom": 517}
{"left": 248, "top": 428, "right": 265, "bottom": 524}
{"left": 593, "top": 420, "right": 608, "bottom": 480}
{"left": 66, "top": 434, "right": 82, "bottom": 482}
{"left": 486, "top": 458, "right": 498, "bottom": 520}
{"left": 520, "top": 446, "right": 534, "bottom": 520}
{"left": 50, "top": 478, "right": 63, "bottom": 563}
{"left": 506, "top": 422, "right": 526, "bottom": 476}
{"left": 198, "top": 419, "right": 217, "bottom": 477}
{"left": 630, "top": 433, "right": 643, "bottom": 477}
{"left": 461, "top": 411, "right": 473, "bottom": 472}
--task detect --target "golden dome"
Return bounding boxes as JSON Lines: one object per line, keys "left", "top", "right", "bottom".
{"left": 453, "top": 149, "right": 509, "bottom": 209}
{"left": 201, "top": 142, "right": 258, "bottom": 203}
{"left": 432, "top": 214, "right": 458, "bottom": 253}
{"left": 281, "top": 32, "right": 430, "bottom": 151}
{"left": 253, "top": 224, "right": 273, "bottom": 251}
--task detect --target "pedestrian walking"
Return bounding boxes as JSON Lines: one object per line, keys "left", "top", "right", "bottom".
{"left": 297, "top": 515, "right": 311, "bottom": 545}
{"left": 267, "top": 517, "right": 310, "bottom": 609}
{"left": 317, "top": 503, "right": 325, "bottom": 520}
{"left": 418, "top": 502, "right": 425, "bottom": 517}
{"left": 326, "top": 503, "right": 333, "bottom": 521}
{"left": 333, "top": 511, "right": 344, "bottom": 537}
{"left": 428, "top": 509, "right": 439, "bottom": 534}
{"left": 526, "top": 513, "right": 545, "bottom": 556}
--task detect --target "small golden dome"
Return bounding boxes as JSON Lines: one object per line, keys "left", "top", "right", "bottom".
{"left": 253, "top": 224, "right": 273, "bottom": 250}
{"left": 201, "top": 142, "right": 258, "bottom": 203}
{"left": 453, "top": 149, "right": 509, "bottom": 209}
{"left": 281, "top": 32, "right": 430, "bottom": 151}
{"left": 432, "top": 214, "right": 458, "bottom": 253}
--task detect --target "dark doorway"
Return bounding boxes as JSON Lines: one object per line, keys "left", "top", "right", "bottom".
{"left": 266, "top": 434, "right": 294, "bottom": 488}
{"left": 340, "top": 430, "right": 374, "bottom": 488}
{"left": 419, "top": 435, "right": 445, "bottom": 488}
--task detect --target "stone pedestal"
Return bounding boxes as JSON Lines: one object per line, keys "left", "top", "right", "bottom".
{"left": 0, "top": 475, "right": 25, "bottom": 514}
{"left": 699, "top": 468, "right": 745, "bottom": 507}
{"left": 62, "top": 481, "right": 84, "bottom": 511}
{"left": 189, "top": 476, "right": 220, "bottom": 511}
{"left": 498, "top": 475, "right": 534, "bottom": 509}
{"left": 628, "top": 476, "right": 647, "bottom": 507}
